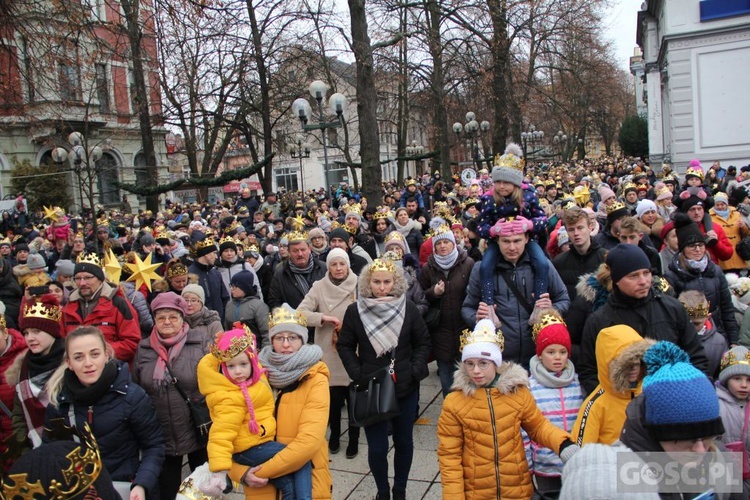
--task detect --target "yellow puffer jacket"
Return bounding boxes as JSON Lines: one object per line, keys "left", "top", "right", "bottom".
{"left": 228, "top": 361, "right": 332, "bottom": 499}
{"left": 438, "top": 362, "right": 571, "bottom": 499}
{"left": 710, "top": 207, "right": 750, "bottom": 271}
{"left": 197, "top": 353, "right": 276, "bottom": 472}
{"left": 572, "top": 325, "right": 654, "bottom": 446}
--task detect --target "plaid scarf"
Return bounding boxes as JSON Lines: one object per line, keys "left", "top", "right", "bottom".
{"left": 357, "top": 294, "right": 406, "bottom": 357}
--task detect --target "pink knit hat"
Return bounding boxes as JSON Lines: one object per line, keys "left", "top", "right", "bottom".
{"left": 212, "top": 325, "right": 266, "bottom": 433}
{"left": 598, "top": 185, "right": 616, "bottom": 203}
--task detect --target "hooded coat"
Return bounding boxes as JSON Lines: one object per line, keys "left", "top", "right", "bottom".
{"left": 0, "top": 328, "right": 25, "bottom": 460}
{"left": 437, "top": 362, "right": 572, "bottom": 499}
{"left": 184, "top": 306, "right": 223, "bottom": 341}
{"left": 0, "top": 258, "right": 22, "bottom": 330}
{"left": 710, "top": 207, "right": 750, "bottom": 271}
{"left": 571, "top": 326, "right": 654, "bottom": 446}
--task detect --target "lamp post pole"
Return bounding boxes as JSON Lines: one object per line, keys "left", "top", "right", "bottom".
{"left": 290, "top": 139, "right": 311, "bottom": 193}
{"left": 520, "top": 124, "right": 544, "bottom": 162}
{"left": 452, "top": 112, "right": 489, "bottom": 170}
{"left": 52, "top": 132, "right": 102, "bottom": 217}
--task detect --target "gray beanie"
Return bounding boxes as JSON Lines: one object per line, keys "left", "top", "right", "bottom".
{"left": 491, "top": 165, "right": 524, "bottom": 187}
{"left": 181, "top": 284, "right": 205, "bottom": 305}
{"left": 719, "top": 346, "right": 750, "bottom": 385}
{"left": 26, "top": 252, "right": 46, "bottom": 271}
{"left": 55, "top": 259, "right": 75, "bottom": 277}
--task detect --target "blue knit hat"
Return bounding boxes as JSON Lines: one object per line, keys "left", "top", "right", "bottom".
{"left": 642, "top": 341, "right": 724, "bottom": 442}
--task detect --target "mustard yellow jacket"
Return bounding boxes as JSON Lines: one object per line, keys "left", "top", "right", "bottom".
{"left": 197, "top": 353, "right": 276, "bottom": 472}
{"left": 438, "top": 362, "right": 571, "bottom": 499}
{"left": 228, "top": 361, "right": 332, "bottom": 499}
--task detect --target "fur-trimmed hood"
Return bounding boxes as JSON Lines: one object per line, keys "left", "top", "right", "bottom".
{"left": 451, "top": 360, "right": 529, "bottom": 397}
{"left": 596, "top": 325, "right": 655, "bottom": 396}
{"left": 357, "top": 261, "right": 408, "bottom": 299}
{"left": 575, "top": 272, "right": 611, "bottom": 311}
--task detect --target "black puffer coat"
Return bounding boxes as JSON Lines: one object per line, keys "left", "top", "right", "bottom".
{"left": 0, "top": 258, "right": 22, "bottom": 329}
{"left": 552, "top": 240, "right": 606, "bottom": 300}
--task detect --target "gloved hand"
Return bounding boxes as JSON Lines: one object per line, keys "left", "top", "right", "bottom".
{"left": 200, "top": 471, "right": 230, "bottom": 497}
{"left": 559, "top": 443, "right": 581, "bottom": 464}
{"left": 489, "top": 219, "right": 506, "bottom": 239}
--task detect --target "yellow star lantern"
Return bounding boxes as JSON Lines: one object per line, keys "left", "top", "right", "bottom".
{"left": 125, "top": 253, "right": 161, "bottom": 292}
{"left": 43, "top": 205, "right": 60, "bottom": 222}
{"left": 103, "top": 249, "right": 122, "bottom": 285}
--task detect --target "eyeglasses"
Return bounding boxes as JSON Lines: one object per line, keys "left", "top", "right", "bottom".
{"left": 184, "top": 299, "right": 202, "bottom": 304}
{"left": 272, "top": 335, "right": 302, "bottom": 345}
{"left": 74, "top": 275, "right": 97, "bottom": 282}
{"left": 686, "top": 242, "right": 706, "bottom": 250}
{"left": 463, "top": 360, "right": 493, "bottom": 370}
{"left": 155, "top": 315, "right": 182, "bottom": 323}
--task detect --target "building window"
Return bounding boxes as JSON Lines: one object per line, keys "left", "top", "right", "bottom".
{"left": 97, "top": 153, "right": 120, "bottom": 205}
{"left": 82, "top": 0, "right": 105, "bottom": 21}
{"left": 182, "top": 165, "right": 191, "bottom": 179}
{"left": 58, "top": 63, "right": 81, "bottom": 102}
{"left": 275, "top": 166, "right": 299, "bottom": 192}
{"left": 95, "top": 63, "right": 110, "bottom": 113}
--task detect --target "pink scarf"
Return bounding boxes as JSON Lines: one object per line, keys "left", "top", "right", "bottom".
{"left": 149, "top": 322, "right": 190, "bottom": 385}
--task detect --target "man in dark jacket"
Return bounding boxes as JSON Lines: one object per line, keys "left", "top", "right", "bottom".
{"left": 188, "top": 237, "right": 230, "bottom": 323}
{"left": 553, "top": 206, "right": 606, "bottom": 300}
{"left": 578, "top": 244, "right": 708, "bottom": 394}
{"left": 320, "top": 227, "right": 369, "bottom": 275}
{"left": 461, "top": 216, "right": 570, "bottom": 368}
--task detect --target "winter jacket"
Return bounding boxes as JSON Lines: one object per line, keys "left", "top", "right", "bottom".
{"left": 462, "top": 252, "right": 570, "bottom": 367}
{"left": 44, "top": 361, "right": 165, "bottom": 494}
{"left": 11, "top": 265, "right": 49, "bottom": 289}
{"left": 197, "top": 354, "right": 276, "bottom": 472}
{"left": 337, "top": 297, "right": 431, "bottom": 400}
{"left": 223, "top": 295, "right": 269, "bottom": 345}
{"left": 552, "top": 240, "right": 606, "bottom": 300}
{"left": 716, "top": 382, "right": 750, "bottom": 496}
{"left": 184, "top": 306, "right": 223, "bottom": 342}
{"left": 710, "top": 207, "right": 749, "bottom": 271}
{"left": 188, "top": 261, "right": 230, "bottom": 323}
{"left": 0, "top": 329, "right": 25, "bottom": 460}
{"left": 572, "top": 326, "right": 654, "bottom": 446}
{"left": 132, "top": 327, "right": 212, "bottom": 456}
{"left": 437, "top": 362, "right": 571, "bottom": 499}
{"left": 297, "top": 271, "right": 358, "bottom": 387}
{"left": 217, "top": 258, "right": 263, "bottom": 301}
{"left": 0, "top": 258, "right": 22, "bottom": 329}
{"left": 699, "top": 219, "right": 734, "bottom": 264}
{"left": 120, "top": 281, "right": 153, "bottom": 338}
{"left": 524, "top": 360, "right": 584, "bottom": 477}
{"left": 665, "top": 254, "right": 739, "bottom": 344}
{"left": 418, "top": 249, "right": 475, "bottom": 363}
{"left": 61, "top": 282, "right": 141, "bottom": 363}
{"left": 578, "top": 287, "right": 709, "bottom": 394}
{"left": 268, "top": 258, "right": 327, "bottom": 311}
{"left": 699, "top": 320, "right": 728, "bottom": 380}
{"left": 476, "top": 185, "right": 548, "bottom": 240}
{"left": 227, "top": 362, "right": 333, "bottom": 499}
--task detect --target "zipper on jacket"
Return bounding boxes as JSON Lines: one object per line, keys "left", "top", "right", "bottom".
{"left": 87, "top": 405, "right": 93, "bottom": 425}
{"left": 486, "top": 388, "right": 502, "bottom": 497}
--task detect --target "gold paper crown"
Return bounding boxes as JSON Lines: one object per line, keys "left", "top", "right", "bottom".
{"left": 686, "top": 166, "right": 705, "bottom": 180}
{"left": 384, "top": 231, "right": 406, "bottom": 244}
{"left": 680, "top": 300, "right": 710, "bottom": 319}
{"left": 74, "top": 231, "right": 84, "bottom": 240}
{"left": 405, "top": 178, "right": 417, "bottom": 186}
{"left": 345, "top": 203, "right": 362, "bottom": 215}
{"left": 462, "top": 197, "right": 480, "bottom": 208}
{"left": 343, "top": 224, "right": 357, "bottom": 236}
{"left": 606, "top": 200, "right": 627, "bottom": 215}
{"left": 219, "top": 235, "right": 236, "bottom": 247}
{"left": 2, "top": 422, "right": 102, "bottom": 499}
{"left": 533, "top": 177, "right": 544, "bottom": 186}
{"left": 329, "top": 220, "right": 342, "bottom": 230}
{"left": 247, "top": 244, "right": 260, "bottom": 253}
{"left": 268, "top": 306, "right": 308, "bottom": 330}
{"left": 210, "top": 325, "right": 258, "bottom": 362}
{"left": 380, "top": 250, "right": 401, "bottom": 262}
{"left": 720, "top": 349, "right": 750, "bottom": 373}
{"left": 662, "top": 174, "right": 677, "bottom": 184}
{"left": 155, "top": 229, "right": 170, "bottom": 241}
{"left": 531, "top": 313, "right": 567, "bottom": 341}
{"left": 372, "top": 207, "right": 392, "bottom": 220}
{"left": 0, "top": 314, "right": 5, "bottom": 330}
{"left": 733, "top": 280, "right": 750, "bottom": 298}
{"left": 459, "top": 325, "right": 505, "bottom": 352}
{"left": 433, "top": 201, "right": 449, "bottom": 211}
{"left": 166, "top": 262, "right": 188, "bottom": 279}
{"left": 622, "top": 182, "right": 637, "bottom": 192}
{"left": 286, "top": 227, "right": 309, "bottom": 243}
{"left": 494, "top": 144, "right": 524, "bottom": 171}
{"left": 544, "top": 179, "right": 556, "bottom": 188}
{"left": 370, "top": 258, "right": 396, "bottom": 274}
{"left": 0, "top": 237, "right": 10, "bottom": 246}
{"left": 96, "top": 216, "right": 109, "bottom": 227}
{"left": 656, "top": 186, "right": 671, "bottom": 198}
{"left": 227, "top": 220, "right": 242, "bottom": 234}
{"left": 22, "top": 299, "right": 62, "bottom": 323}
{"left": 430, "top": 224, "right": 452, "bottom": 239}
{"left": 76, "top": 252, "right": 101, "bottom": 267}
{"left": 195, "top": 237, "right": 217, "bottom": 251}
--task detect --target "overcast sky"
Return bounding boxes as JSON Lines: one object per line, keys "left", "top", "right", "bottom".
{"left": 604, "top": 0, "right": 643, "bottom": 70}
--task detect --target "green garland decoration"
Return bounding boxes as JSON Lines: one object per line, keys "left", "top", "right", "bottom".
{"left": 333, "top": 149, "right": 439, "bottom": 169}
{"left": 117, "top": 154, "right": 275, "bottom": 196}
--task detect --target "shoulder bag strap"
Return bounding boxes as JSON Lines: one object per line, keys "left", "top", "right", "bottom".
{"left": 164, "top": 364, "right": 191, "bottom": 405}
{"left": 500, "top": 271, "right": 534, "bottom": 314}
{"left": 0, "top": 398, "right": 12, "bottom": 419}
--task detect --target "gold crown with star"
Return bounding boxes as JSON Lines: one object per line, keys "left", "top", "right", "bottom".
{"left": 76, "top": 252, "right": 101, "bottom": 267}
{"left": 369, "top": 258, "right": 396, "bottom": 274}
{"left": 459, "top": 324, "right": 505, "bottom": 352}
{"left": 268, "top": 306, "right": 308, "bottom": 330}
{"left": 1, "top": 422, "right": 104, "bottom": 499}
{"left": 606, "top": 200, "right": 627, "bottom": 215}
{"left": 720, "top": 349, "right": 750, "bottom": 373}
{"left": 531, "top": 312, "right": 567, "bottom": 341}
{"left": 210, "top": 324, "right": 258, "bottom": 362}
{"left": 286, "top": 216, "right": 309, "bottom": 243}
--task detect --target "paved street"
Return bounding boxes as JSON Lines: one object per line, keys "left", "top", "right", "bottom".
{"left": 329, "top": 362, "right": 444, "bottom": 500}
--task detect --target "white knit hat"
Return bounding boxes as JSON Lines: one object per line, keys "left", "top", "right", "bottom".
{"left": 635, "top": 199, "right": 657, "bottom": 219}
{"left": 327, "top": 247, "right": 350, "bottom": 268}
{"left": 461, "top": 319, "right": 503, "bottom": 366}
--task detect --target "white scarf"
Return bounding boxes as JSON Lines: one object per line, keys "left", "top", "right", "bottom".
{"left": 389, "top": 216, "right": 421, "bottom": 238}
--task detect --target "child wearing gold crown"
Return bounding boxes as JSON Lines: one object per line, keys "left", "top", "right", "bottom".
{"left": 437, "top": 319, "right": 579, "bottom": 498}
{"left": 679, "top": 290, "right": 727, "bottom": 379}
{"left": 716, "top": 346, "right": 750, "bottom": 493}
{"left": 197, "top": 325, "right": 312, "bottom": 499}
{"left": 523, "top": 310, "right": 584, "bottom": 497}
{"left": 477, "top": 143, "right": 549, "bottom": 322}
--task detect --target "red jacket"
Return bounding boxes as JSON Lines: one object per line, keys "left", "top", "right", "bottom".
{"left": 61, "top": 282, "right": 141, "bottom": 363}
{"left": 701, "top": 221, "right": 734, "bottom": 263}
{"left": 0, "top": 328, "right": 26, "bottom": 463}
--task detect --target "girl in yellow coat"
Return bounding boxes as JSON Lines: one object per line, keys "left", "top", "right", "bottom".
{"left": 198, "top": 325, "right": 312, "bottom": 499}
{"left": 438, "top": 319, "right": 580, "bottom": 499}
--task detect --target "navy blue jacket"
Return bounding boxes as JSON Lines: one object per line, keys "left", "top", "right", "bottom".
{"left": 44, "top": 361, "right": 165, "bottom": 495}
{"left": 189, "top": 260, "right": 230, "bottom": 322}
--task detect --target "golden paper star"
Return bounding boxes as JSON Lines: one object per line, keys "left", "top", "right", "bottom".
{"left": 125, "top": 253, "right": 161, "bottom": 292}
{"left": 103, "top": 249, "right": 122, "bottom": 285}
{"left": 292, "top": 216, "right": 306, "bottom": 229}
{"left": 43, "top": 205, "right": 59, "bottom": 222}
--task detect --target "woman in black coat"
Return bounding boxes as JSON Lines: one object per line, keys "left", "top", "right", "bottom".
{"left": 45, "top": 326, "right": 165, "bottom": 500}
{"left": 337, "top": 258, "right": 431, "bottom": 500}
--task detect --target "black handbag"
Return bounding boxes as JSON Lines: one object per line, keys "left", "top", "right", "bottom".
{"left": 167, "top": 365, "right": 212, "bottom": 447}
{"left": 423, "top": 299, "right": 442, "bottom": 330}
{"left": 737, "top": 237, "right": 750, "bottom": 261}
{"left": 348, "top": 357, "right": 400, "bottom": 427}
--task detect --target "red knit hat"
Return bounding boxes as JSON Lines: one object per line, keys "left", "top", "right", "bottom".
{"left": 532, "top": 311, "right": 571, "bottom": 357}
{"left": 18, "top": 294, "right": 62, "bottom": 338}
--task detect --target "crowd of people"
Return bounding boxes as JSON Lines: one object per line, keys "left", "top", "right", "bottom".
{"left": 0, "top": 149, "right": 750, "bottom": 499}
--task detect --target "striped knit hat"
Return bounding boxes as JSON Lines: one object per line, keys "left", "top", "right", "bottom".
{"left": 641, "top": 341, "right": 724, "bottom": 441}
